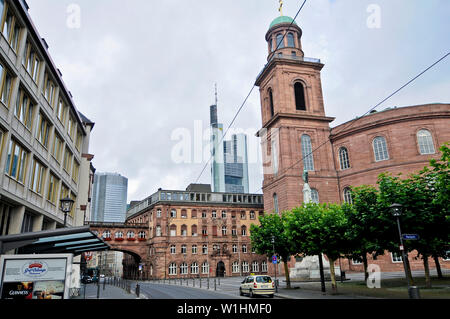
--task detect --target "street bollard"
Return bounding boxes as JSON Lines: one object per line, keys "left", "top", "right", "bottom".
{"left": 136, "top": 283, "right": 140, "bottom": 298}
{"left": 218, "top": 277, "right": 220, "bottom": 286}
{"left": 207, "top": 278, "right": 210, "bottom": 289}
{"left": 214, "top": 278, "right": 216, "bottom": 291}
{"left": 199, "top": 278, "right": 202, "bottom": 289}
{"left": 193, "top": 278, "right": 195, "bottom": 287}
{"left": 409, "top": 286, "right": 421, "bottom": 299}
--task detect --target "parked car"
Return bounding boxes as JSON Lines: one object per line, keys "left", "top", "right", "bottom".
{"left": 239, "top": 275, "right": 275, "bottom": 298}
{"left": 81, "top": 275, "right": 93, "bottom": 284}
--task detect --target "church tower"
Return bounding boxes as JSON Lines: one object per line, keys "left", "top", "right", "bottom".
{"left": 256, "top": 15, "right": 339, "bottom": 213}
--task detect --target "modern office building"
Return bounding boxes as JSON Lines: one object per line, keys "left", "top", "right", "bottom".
{"left": 91, "top": 172, "right": 128, "bottom": 223}
{"left": 0, "top": 0, "right": 95, "bottom": 241}
{"left": 210, "top": 104, "right": 249, "bottom": 193}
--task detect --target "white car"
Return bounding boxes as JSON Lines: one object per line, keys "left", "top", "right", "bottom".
{"left": 239, "top": 275, "right": 275, "bottom": 298}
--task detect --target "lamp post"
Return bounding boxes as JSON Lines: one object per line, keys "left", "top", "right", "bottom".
{"left": 390, "top": 203, "right": 420, "bottom": 299}
{"left": 271, "top": 235, "right": 278, "bottom": 292}
{"left": 60, "top": 196, "right": 75, "bottom": 227}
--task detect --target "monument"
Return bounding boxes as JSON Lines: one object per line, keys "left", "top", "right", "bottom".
{"left": 289, "top": 170, "right": 340, "bottom": 280}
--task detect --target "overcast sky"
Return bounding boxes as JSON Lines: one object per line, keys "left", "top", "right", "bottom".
{"left": 26, "top": 0, "right": 450, "bottom": 202}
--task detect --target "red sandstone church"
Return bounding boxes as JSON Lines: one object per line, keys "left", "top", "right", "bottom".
{"left": 255, "top": 15, "right": 450, "bottom": 273}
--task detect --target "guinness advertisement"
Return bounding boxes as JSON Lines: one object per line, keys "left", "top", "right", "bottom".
{"left": 0, "top": 254, "right": 73, "bottom": 300}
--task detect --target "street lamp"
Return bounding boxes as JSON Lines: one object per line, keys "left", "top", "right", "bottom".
{"left": 389, "top": 203, "right": 420, "bottom": 299}
{"left": 271, "top": 236, "right": 278, "bottom": 292}
{"left": 60, "top": 196, "right": 75, "bottom": 227}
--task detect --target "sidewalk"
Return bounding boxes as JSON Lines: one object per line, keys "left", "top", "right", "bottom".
{"left": 74, "top": 282, "right": 146, "bottom": 299}
{"left": 274, "top": 282, "right": 373, "bottom": 299}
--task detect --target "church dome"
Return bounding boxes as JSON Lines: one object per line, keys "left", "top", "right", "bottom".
{"left": 269, "top": 16, "right": 297, "bottom": 29}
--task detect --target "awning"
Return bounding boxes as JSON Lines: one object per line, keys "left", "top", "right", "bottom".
{"left": 0, "top": 226, "right": 110, "bottom": 255}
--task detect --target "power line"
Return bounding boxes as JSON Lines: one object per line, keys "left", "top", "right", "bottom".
{"left": 194, "top": 0, "right": 308, "bottom": 184}
{"left": 252, "top": 50, "right": 450, "bottom": 193}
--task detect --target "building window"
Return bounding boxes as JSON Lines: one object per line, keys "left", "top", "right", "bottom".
{"left": 21, "top": 212, "right": 33, "bottom": 233}
{"left": 232, "top": 261, "right": 240, "bottom": 273}
{"left": 242, "top": 261, "right": 249, "bottom": 273}
{"left": 36, "top": 112, "right": 51, "bottom": 148}
{"left": 373, "top": 136, "right": 389, "bottom": 162}
{"left": 72, "top": 161, "right": 80, "bottom": 184}
{"left": 170, "top": 245, "right": 176, "bottom": 254}
{"left": 156, "top": 209, "right": 161, "bottom": 218}
{"left": 30, "top": 158, "right": 46, "bottom": 195}
{"left": 212, "top": 210, "right": 217, "bottom": 219}
{"left": 417, "top": 129, "right": 435, "bottom": 155}
{"left": 102, "top": 230, "right": 111, "bottom": 239}
{"left": 0, "top": 62, "right": 13, "bottom": 107}
{"left": 352, "top": 258, "right": 362, "bottom": 265}
{"left": 191, "top": 209, "right": 197, "bottom": 218}
{"left": 75, "top": 130, "right": 82, "bottom": 152}
{"left": 273, "top": 193, "right": 279, "bottom": 214}
{"left": 294, "top": 82, "right": 306, "bottom": 111}
{"left": 156, "top": 225, "right": 161, "bottom": 236}
{"left": 287, "top": 32, "right": 295, "bottom": 47}
{"left": 202, "top": 210, "right": 207, "bottom": 218}
{"left": 221, "top": 210, "right": 226, "bottom": 218}
{"left": 138, "top": 231, "right": 146, "bottom": 239}
{"left": 67, "top": 113, "right": 76, "bottom": 141}
{"left": 222, "top": 226, "right": 227, "bottom": 236}
{"left": 202, "top": 226, "right": 207, "bottom": 236}
{"left": 261, "top": 261, "right": 268, "bottom": 273}
{"left": 1, "top": 3, "right": 21, "bottom": 52}
{"left": 202, "top": 244, "right": 208, "bottom": 254}
{"left": 271, "top": 138, "right": 278, "bottom": 175}
{"left": 56, "top": 99, "right": 67, "bottom": 126}
{"left": 241, "top": 226, "right": 247, "bottom": 236}
{"left": 252, "top": 261, "right": 259, "bottom": 273}
{"left": 232, "top": 244, "right": 237, "bottom": 253}
{"left": 43, "top": 72, "right": 56, "bottom": 107}
{"left": 63, "top": 147, "right": 73, "bottom": 173}
{"left": 191, "top": 262, "right": 199, "bottom": 274}
{"left": 201, "top": 262, "right": 209, "bottom": 274}
{"left": 181, "top": 209, "right": 187, "bottom": 218}
{"left": 242, "top": 245, "right": 247, "bottom": 253}
{"left": 5, "top": 139, "right": 28, "bottom": 183}
{"left": 250, "top": 211, "right": 255, "bottom": 219}
{"left": 192, "top": 245, "right": 197, "bottom": 254}
{"left": 23, "top": 41, "right": 41, "bottom": 82}
{"left": 391, "top": 252, "right": 402, "bottom": 263}
{"left": 240, "top": 211, "right": 246, "bottom": 219}
{"left": 127, "top": 231, "right": 135, "bottom": 239}
{"left": 301, "top": 134, "right": 314, "bottom": 171}
{"left": 169, "top": 263, "right": 177, "bottom": 275}
{"left": 169, "top": 209, "right": 176, "bottom": 218}
{"left": 311, "top": 189, "right": 319, "bottom": 204}
{"left": 191, "top": 224, "right": 198, "bottom": 236}
{"left": 170, "top": 224, "right": 176, "bottom": 236}
{"left": 339, "top": 147, "right": 350, "bottom": 170}
{"left": 232, "top": 227, "right": 237, "bottom": 236}
{"left": 276, "top": 33, "right": 284, "bottom": 49}
{"left": 343, "top": 187, "right": 353, "bottom": 204}
{"left": 181, "top": 224, "right": 187, "bottom": 236}
{"left": 181, "top": 245, "right": 187, "bottom": 254}
{"left": 115, "top": 231, "right": 123, "bottom": 239}
{"left": 15, "top": 88, "right": 34, "bottom": 130}
{"left": 268, "top": 88, "right": 274, "bottom": 117}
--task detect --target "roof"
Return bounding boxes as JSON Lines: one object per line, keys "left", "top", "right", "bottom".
{"left": 0, "top": 226, "right": 110, "bottom": 256}
{"left": 269, "top": 16, "right": 297, "bottom": 29}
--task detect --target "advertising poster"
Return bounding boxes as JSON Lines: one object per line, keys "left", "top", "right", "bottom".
{"left": 0, "top": 254, "right": 72, "bottom": 300}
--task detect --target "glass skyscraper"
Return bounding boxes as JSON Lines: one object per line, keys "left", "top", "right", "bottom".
{"left": 91, "top": 172, "right": 128, "bottom": 222}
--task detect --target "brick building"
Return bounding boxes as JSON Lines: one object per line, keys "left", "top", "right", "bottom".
{"left": 125, "top": 184, "right": 270, "bottom": 279}
{"left": 256, "top": 15, "right": 450, "bottom": 273}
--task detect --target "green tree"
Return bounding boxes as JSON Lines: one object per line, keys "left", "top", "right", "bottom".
{"left": 250, "top": 212, "right": 296, "bottom": 288}
{"left": 285, "top": 203, "right": 350, "bottom": 294}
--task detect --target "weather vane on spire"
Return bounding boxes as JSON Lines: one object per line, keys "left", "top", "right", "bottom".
{"left": 278, "top": 0, "right": 283, "bottom": 16}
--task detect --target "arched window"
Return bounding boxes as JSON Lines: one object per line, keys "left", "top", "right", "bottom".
{"left": 273, "top": 193, "right": 279, "bottom": 213}
{"left": 156, "top": 225, "right": 161, "bottom": 236}
{"left": 115, "top": 231, "right": 123, "bottom": 238}
{"left": 294, "top": 82, "right": 306, "bottom": 111}
{"left": 276, "top": 33, "right": 284, "bottom": 49}
{"left": 242, "top": 244, "right": 247, "bottom": 253}
{"left": 268, "top": 88, "right": 274, "bottom": 117}
{"left": 417, "top": 129, "right": 435, "bottom": 155}
{"left": 180, "top": 263, "right": 188, "bottom": 275}
{"left": 301, "top": 134, "right": 314, "bottom": 171}
{"left": 252, "top": 261, "right": 259, "bottom": 272}
{"left": 287, "top": 32, "right": 295, "bottom": 47}
{"left": 191, "top": 262, "right": 199, "bottom": 274}
{"left": 373, "top": 136, "right": 389, "bottom": 161}
{"left": 339, "top": 147, "right": 350, "bottom": 170}
{"left": 202, "top": 244, "right": 208, "bottom": 254}
{"left": 269, "top": 38, "right": 273, "bottom": 52}
{"left": 181, "top": 244, "right": 187, "bottom": 254}
{"left": 241, "top": 225, "right": 247, "bottom": 236}
{"left": 271, "top": 138, "right": 278, "bottom": 175}
{"left": 170, "top": 245, "right": 176, "bottom": 254}
{"left": 232, "top": 261, "right": 240, "bottom": 273}
{"left": 221, "top": 225, "right": 227, "bottom": 236}
{"left": 191, "top": 224, "right": 198, "bottom": 236}
{"left": 127, "top": 231, "right": 135, "bottom": 239}
{"left": 343, "top": 187, "right": 353, "bottom": 204}
{"left": 261, "top": 261, "right": 268, "bottom": 273}
{"left": 181, "top": 224, "right": 187, "bottom": 236}
{"left": 102, "top": 230, "right": 111, "bottom": 239}
{"left": 169, "top": 263, "right": 177, "bottom": 275}
{"left": 138, "top": 231, "right": 146, "bottom": 239}
{"left": 242, "top": 261, "right": 249, "bottom": 273}
{"left": 202, "top": 262, "right": 209, "bottom": 274}
{"left": 311, "top": 189, "right": 319, "bottom": 204}
{"left": 170, "top": 224, "right": 177, "bottom": 236}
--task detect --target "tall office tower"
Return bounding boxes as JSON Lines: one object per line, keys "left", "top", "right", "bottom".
{"left": 210, "top": 104, "right": 249, "bottom": 193}
{"left": 91, "top": 172, "right": 128, "bottom": 222}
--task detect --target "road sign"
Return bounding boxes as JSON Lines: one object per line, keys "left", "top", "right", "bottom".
{"left": 272, "top": 256, "right": 278, "bottom": 264}
{"left": 402, "top": 234, "right": 420, "bottom": 240}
